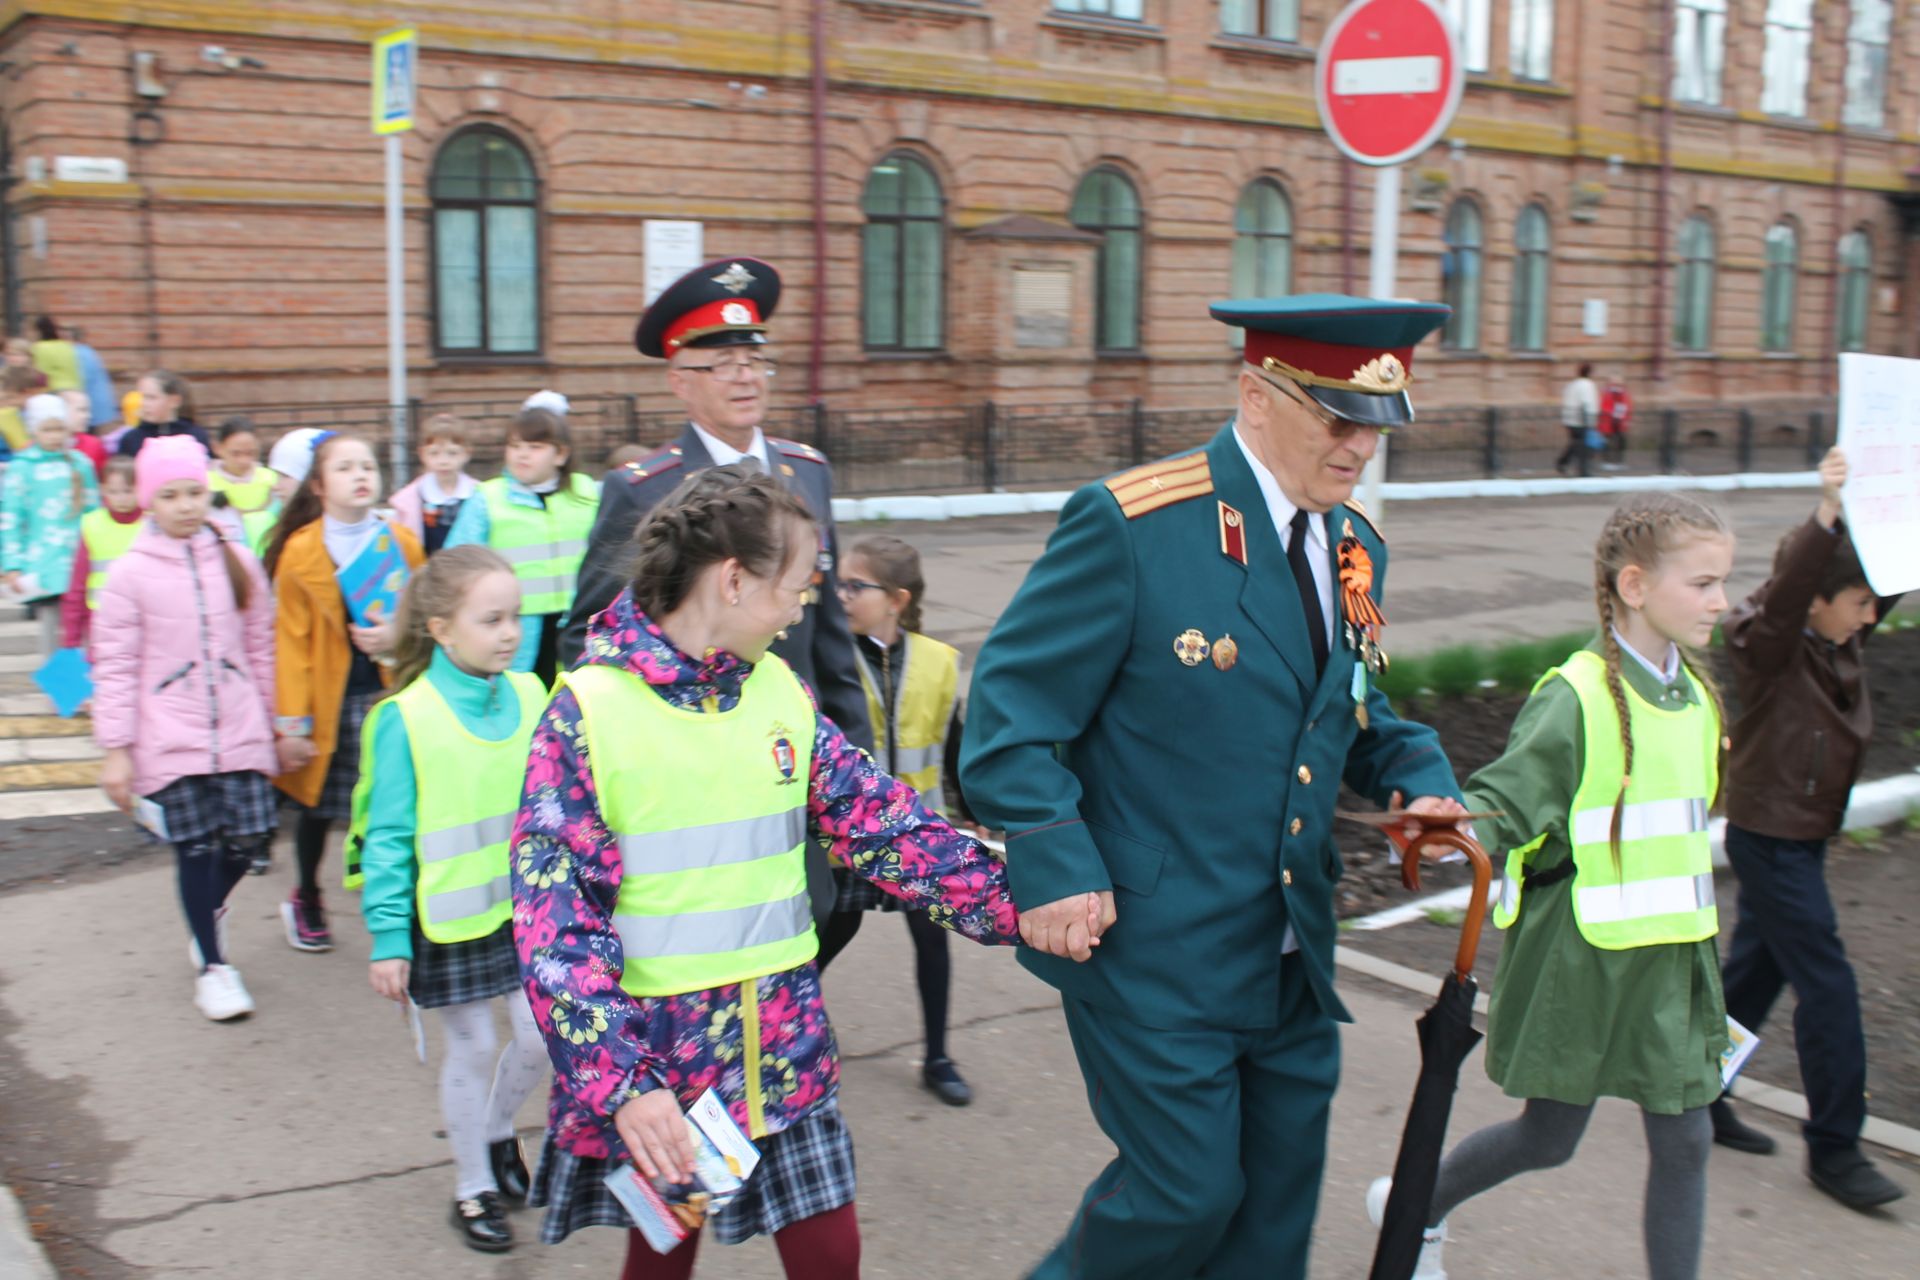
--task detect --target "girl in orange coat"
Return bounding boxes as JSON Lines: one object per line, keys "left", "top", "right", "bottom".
{"left": 263, "top": 433, "right": 424, "bottom": 951}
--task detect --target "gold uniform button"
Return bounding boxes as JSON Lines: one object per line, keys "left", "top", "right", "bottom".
{"left": 1282, "top": 869, "right": 1294, "bottom": 886}
{"left": 1297, "top": 765, "right": 1312, "bottom": 785}
{"left": 1289, "top": 818, "right": 1304, "bottom": 836}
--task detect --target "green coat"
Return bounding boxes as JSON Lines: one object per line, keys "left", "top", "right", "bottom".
{"left": 1466, "top": 645, "right": 1728, "bottom": 1114}
{"left": 961, "top": 425, "right": 1462, "bottom": 1030}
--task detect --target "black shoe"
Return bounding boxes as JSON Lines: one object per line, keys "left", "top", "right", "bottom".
{"left": 451, "top": 1192, "right": 513, "bottom": 1252}
{"left": 1710, "top": 1100, "right": 1776, "bottom": 1156}
{"left": 1807, "top": 1148, "right": 1906, "bottom": 1211}
{"left": 922, "top": 1057, "right": 973, "bottom": 1107}
{"left": 489, "top": 1136, "right": 531, "bottom": 1205}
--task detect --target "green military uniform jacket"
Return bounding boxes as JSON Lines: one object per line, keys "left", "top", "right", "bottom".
{"left": 961, "top": 424, "right": 1462, "bottom": 1030}
{"left": 1466, "top": 642, "right": 1729, "bottom": 1113}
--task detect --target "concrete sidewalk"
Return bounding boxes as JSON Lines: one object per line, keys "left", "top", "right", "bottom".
{"left": 1, "top": 857, "right": 1911, "bottom": 1278}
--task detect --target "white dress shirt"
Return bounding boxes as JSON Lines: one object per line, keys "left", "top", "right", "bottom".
{"left": 691, "top": 422, "right": 770, "bottom": 471}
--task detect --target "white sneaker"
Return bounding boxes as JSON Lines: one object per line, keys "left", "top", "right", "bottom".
{"left": 188, "top": 907, "right": 231, "bottom": 970}
{"left": 1366, "top": 1176, "right": 1448, "bottom": 1279}
{"left": 194, "top": 964, "right": 255, "bottom": 1022}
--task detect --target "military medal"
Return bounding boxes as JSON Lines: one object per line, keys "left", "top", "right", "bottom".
{"left": 1337, "top": 530, "right": 1389, "bottom": 725}
{"left": 1174, "top": 629, "right": 1210, "bottom": 667}
{"left": 1211, "top": 634, "right": 1238, "bottom": 671}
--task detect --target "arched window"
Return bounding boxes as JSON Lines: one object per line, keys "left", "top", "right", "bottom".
{"left": 1070, "top": 168, "right": 1143, "bottom": 352}
{"left": 1231, "top": 179, "right": 1293, "bottom": 301}
{"left": 1836, "top": 230, "right": 1873, "bottom": 352}
{"left": 861, "top": 153, "right": 945, "bottom": 352}
{"left": 1440, "top": 199, "right": 1483, "bottom": 350}
{"left": 1673, "top": 215, "right": 1716, "bottom": 352}
{"left": 1509, "top": 204, "right": 1550, "bottom": 352}
{"left": 431, "top": 128, "right": 540, "bottom": 355}
{"left": 1761, "top": 220, "right": 1798, "bottom": 352}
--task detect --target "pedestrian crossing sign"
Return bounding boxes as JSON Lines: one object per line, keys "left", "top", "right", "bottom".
{"left": 371, "top": 28, "right": 417, "bottom": 135}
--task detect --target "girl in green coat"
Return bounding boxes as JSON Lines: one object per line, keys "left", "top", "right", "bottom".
{"left": 1370, "top": 494, "right": 1736, "bottom": 1280}
{"left": 1, "top": 394, "right": 99, "bottom": 655}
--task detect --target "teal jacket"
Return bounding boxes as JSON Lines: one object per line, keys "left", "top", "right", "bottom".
{"left": 0, "top": 446, "right": 98, "bottom": 599}
{"left": 355, "top": 648, "right": 534, "bottom": 962}
{"left": 961, "top": 424, "right": 1461, "bottom": 1030}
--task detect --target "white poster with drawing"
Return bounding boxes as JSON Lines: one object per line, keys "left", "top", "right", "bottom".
{"left": 1836, "top": 353, "right": 1920, "bottom": 594}
{"left": 643, "top": 221, "right": 704, "bottom": 305}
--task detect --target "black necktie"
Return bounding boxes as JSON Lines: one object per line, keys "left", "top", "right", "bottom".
{"left": 1288, "top": 509, "right": 1329, "bottom": 676}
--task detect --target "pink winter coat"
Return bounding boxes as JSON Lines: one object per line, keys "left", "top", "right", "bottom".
{"left": 91, "top": 522, "right": 278, "bottom": 798}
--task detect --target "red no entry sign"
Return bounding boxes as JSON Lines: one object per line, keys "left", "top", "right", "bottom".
{"left": 1315, "top": 0, "right": 1463, "bottom": 167}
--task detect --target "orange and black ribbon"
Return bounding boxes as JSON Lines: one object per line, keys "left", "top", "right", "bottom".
{"left": 1337, "top": 536, "right": 1386, "bottom": 637}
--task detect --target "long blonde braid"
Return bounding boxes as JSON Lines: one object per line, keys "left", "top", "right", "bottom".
{"left": 1591, "top": 494, "right": 1731, "bottom": 870}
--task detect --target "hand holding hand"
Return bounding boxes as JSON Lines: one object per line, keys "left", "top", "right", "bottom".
{"left": 276, "top": 735, "right": 317, "bottom": 774}
{"left": 1390, "top": 790, "right": 1469, "bottom": 851}
{"left": 1018, "top": 891, "right": 1115, "bottom": 963}
{"left": 100, "top": 747, "right": 134, "bottom": 813}
{"left": 369, "top": 959, "right": 411, "bottom": 1002}
{"left": 615, "top": 1089, "right": 696, "bottom": 1184}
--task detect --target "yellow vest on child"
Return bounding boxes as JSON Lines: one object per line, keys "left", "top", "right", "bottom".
{"left": 856, "top": 631, "right": 959, "bottom": 815}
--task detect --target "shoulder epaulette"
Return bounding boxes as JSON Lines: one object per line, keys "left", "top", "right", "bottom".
{"left": 1342, "top": 497, "right": 1383, "bottom": 541}
{"left": 1102, "top": 453, "right": 1213, "bottom": 520}
{"left": 623, "top": 447, "right": 685, "bottom": 484}
{"left": 770, "top": 437, "right": 826, "bottom": 465}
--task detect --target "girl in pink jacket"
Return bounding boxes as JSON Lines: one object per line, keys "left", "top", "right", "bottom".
{"left": 92, "top": 437, "right": 279, "bottom": 1023}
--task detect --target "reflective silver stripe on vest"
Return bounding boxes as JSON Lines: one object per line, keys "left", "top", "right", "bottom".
{"left": 516, "top": 574, "right": 578, "bottom": 600}
{"left": 891, "top": 743, "right": 941, "bottom": 776}
{"left": 419, "top": 811, "right": 519, "bottom": 864}
{"left": 615, "top": 890, "right": 811, "bottom": 960}
{"left": 615, "top": 808, "right": 806, "bottom": 875}
{"left": 499, "top": 539, "right": 589, "bottom": 567}
{"left": 1575, "top": 871, "right": 1716, "bottom": 924}
{"left": 1498, "top": 872, "right": 1520, "bottom": 918}
{"left": 1570, "top": 797, "right": 1709, "bottom": 849}
{"left": 424, "top": 873, "right": 513, "bottom": 925}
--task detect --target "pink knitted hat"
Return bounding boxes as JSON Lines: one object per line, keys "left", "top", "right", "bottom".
{"left": 135, "top": 435, "right": 211, "bottom": 508}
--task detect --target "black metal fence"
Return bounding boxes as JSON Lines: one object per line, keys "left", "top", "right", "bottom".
{"left": 220, "top": 393, "right": 1835, "bottom": 498}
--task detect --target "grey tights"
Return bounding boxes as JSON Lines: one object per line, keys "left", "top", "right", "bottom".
{"left": 1428, "top": 1097, "right": 1712, "bottom": 1280}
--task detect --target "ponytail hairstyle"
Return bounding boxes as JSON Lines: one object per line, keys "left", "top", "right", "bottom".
{"left": 262, "top": 432, "right": 366, "bottom": 580}
{"left": 386, "top": 545, "right": 515, "bottom": 694}
{"left": 849, "top": 535, "right": 927, "bottom": 633}
{"left": 509, "top": 406, "right": 579, "bottom": 494}
{"left": 216, "top": 533, "right": 254, "bottom": 613}
{"left": 629, "top": 465, "right": 817, "bottom": 620}
{"left": 1591, "top": 493, "right": 1731, "bottom": 870}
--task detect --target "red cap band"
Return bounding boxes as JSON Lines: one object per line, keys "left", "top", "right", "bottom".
{"left": 1243, "top": 330, "right": 1416, "bottom": 387}
{"left": 663, "top": 297, "right": 764, "bottom": 351}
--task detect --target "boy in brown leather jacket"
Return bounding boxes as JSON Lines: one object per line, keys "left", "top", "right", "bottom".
{"left": 1712, "top": 447, "right": 1907, "bottom": 1210}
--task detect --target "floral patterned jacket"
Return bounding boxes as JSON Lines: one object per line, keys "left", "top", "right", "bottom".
{"left": 511, "top": 590, "right": 1019, "bottom": 1157}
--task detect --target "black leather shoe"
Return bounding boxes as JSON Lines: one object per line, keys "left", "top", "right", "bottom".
{"left": 1808, "top": 1148, "right": 1906, "bottom": 1211}
{"left": 489, "top": 1136, "right": 532, "bottom": 1204}
{"left": 451, "top": 1192, "right": 514, "bottom": 1252}
{"left": 922, "top": 1057, "right": 973, "bottom": 1107}
{"left": 1710, "top": 1100, "right": 1776, "bottom": 1155}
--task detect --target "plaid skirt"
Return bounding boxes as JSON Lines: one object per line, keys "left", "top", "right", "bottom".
{"left": 830, "top": 866, "right": 906, "bottom": 915}
{"left": 306, "top": 689, "right": 376, "bottom": 820}
{"left": 144, "top": 770, "right": 279, "bottom": 846}
{"left": 529, "top": 1105, "right": 856, "bottom": 1246}
{"left": 408, "top": 921, "right": 521, "bottom": 1010}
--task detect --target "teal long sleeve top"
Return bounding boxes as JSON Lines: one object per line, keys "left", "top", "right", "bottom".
{"left": 357, "top": 648, "right": 533, "bottom": 962}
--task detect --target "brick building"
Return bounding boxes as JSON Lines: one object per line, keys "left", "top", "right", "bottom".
{"left": 2, "top": 0, "right": 1917, "bottom": 431}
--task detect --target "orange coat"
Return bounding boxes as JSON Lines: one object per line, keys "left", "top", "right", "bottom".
{"left": 271, "top": 518, "right": 425, "bottom": 807}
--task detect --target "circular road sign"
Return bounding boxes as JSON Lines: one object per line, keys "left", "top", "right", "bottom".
{"left": 1315, "top": 0, "right": 1464, "bottom": 167}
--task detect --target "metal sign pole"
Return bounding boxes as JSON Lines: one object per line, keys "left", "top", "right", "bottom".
{"left": 385, "top": 131, "right": 408, "bottom": 485}
{"left": 1362, "top": 162, "right": 1401, "bottom": 523}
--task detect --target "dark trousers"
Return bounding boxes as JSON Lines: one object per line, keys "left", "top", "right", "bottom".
{"left": 1721, "top": 824, "right": 1868, "bottom": 1154}
{"left": 1555, "top": 426, "right": 1590, "bottom": 476}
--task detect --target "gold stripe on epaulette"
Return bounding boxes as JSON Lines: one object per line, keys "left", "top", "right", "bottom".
{"left": 1105, "top": 454, "right": 1213, "bottom": 519}
{"left": 1343, "top": 498, "right": 1383, "bottom": 541}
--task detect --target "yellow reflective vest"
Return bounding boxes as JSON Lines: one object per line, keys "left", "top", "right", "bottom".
{"left": 344, "top": 671, "right": 546, "bottom": 944}
{"left": 481, "top": 473, "right": 600, "bottom": 616}
{"left": 856, "top": 631, "right": 959, "bottom": 816}
{"left": 1495, "top": 650, "right": 1720, "bottom": 949}
{"left": 80, "top": 509, "right": 141, "bottom": 609}
{"left": 564, "top": 656, "right": 818, "bottom": 999}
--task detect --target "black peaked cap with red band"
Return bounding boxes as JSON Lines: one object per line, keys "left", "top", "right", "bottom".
{"left": 634, "top": 257, "right": 782, "bottom": 358}
{"left": 1209, "top": 293, "right": 1450, "bottom": 427}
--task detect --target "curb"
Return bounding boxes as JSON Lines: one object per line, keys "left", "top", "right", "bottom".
{"left": 832, "top": 470, "right": 1820, "bottom": 524}
{"left": 0, "top": 1184, "right": 55, "bottom": 1280}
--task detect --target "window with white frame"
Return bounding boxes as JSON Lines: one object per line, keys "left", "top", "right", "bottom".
{"left": 1836, "top": 230, "right": 1873, "bottom": 351}
{"left": 1444, "top": 0, "right": 1491, "bottom": 74}
{"left": 1441, "top": 199, "right": 1483, "bottom": 349}
{"left": 1054, "top": 0, "right": 1145, "bottom": 19}
{"left": 1221, "top": 0, "right": 1298, "bottom": 41}
{"left": 1760, "top": 220, "right": 1798, "bottom": 352}
{"left": 1844, "top": 0, "right": 1892, "bottom": 129}
{"left": 1509, "top": 0, "right": 1554, "bottom": 82}
{"left": 1510, "top": 204, "right": 1551, "bottom": 352}
{"left": 1761, "top": 0, "right": 1813, "bottom": 117}
{"left": 1673, "top": 215, "right": 1715, "bottom": 353}
{"left": 1672, "top": 0, "right": 1727, "bottom": 107}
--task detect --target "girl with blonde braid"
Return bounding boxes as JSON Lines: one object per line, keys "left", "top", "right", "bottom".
{"left": 1367, "top": 494, "right": 1735, "bottom": 1280}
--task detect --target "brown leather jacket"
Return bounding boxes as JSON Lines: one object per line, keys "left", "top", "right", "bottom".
{"left": 1723, "top": 516, "right": 1901, "bottom": 840}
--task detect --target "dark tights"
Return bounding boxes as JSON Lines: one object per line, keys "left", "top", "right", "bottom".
{"left": 619, "top": 1203, "right": 860, "bottom": 1280}
{"left": 295, "top": 812, "right": 331, "bottom": 905}
{"left": 175, "top": 836, "right": 263, "bottom": 968}
{"left": 816, "top": 908, "right": 952, "bottom": 1061}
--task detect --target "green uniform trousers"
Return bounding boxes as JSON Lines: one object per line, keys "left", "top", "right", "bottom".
{"left": 1029, "top": 954, "right": 1340, "bottom": 1280}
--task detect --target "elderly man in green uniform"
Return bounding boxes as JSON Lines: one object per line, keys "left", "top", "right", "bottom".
{"left": 962, "top": 296, "right": 1467, "bottom": 1279}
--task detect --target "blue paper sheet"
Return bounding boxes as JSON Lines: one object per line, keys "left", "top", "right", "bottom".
{"left": 34, "top": 647, "right": 94, "bottom": 718}
{"left": 335, "top": 524, "right": 411, "bottom": 628}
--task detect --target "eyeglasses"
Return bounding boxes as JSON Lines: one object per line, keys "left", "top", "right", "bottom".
{"left": 1256, "top": 372, "right": 1393, "bottom": 438}
{"left": 678, "top": 355, "right": 779, "bottom": 382}
{"left": 835, "top": 578, "right": 886, "bottom": 597}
